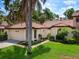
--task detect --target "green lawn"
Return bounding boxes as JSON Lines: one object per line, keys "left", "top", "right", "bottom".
{"left": 0, "top": 41, "right": 79, "bottom": 59}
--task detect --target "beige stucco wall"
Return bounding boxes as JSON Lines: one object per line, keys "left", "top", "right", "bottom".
{"left": 50, "top": 27, "right": 59, "bottom": 36}
{"left": 5, "top": 27, "right": 73, "bottom": 41}
{"left": 37, "top": 29, "right": 50, "bottom": 38}
{"left": 5, "top": 29, "right": 41, "bottom": 41}
{"left": 73, "top": 17, "right": 79, "bottom": 29}
{"left": 6, "top": 29, "right": 52, "bottom": 41}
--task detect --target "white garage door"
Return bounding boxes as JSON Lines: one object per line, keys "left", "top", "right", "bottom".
{"left": 8, "top": 29, "right": 26, "bottom": 41}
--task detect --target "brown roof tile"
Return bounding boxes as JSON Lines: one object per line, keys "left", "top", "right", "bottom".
{"left": 43, "top": 20, "right": 75, "bottom": 28}
{"left": 0, "top": 25, "right": 5, "bottom": 29}
{"left": 7, "top": 20, "right": 75, "bottom": 29}
{"left": 72, "top": 11, "right": 79, "bottom": 17}
{"left": 7, "top": 22, "right": 46, "bottom": 29}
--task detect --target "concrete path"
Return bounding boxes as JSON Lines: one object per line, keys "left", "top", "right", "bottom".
{"left": 0, "top": 40, "right": 20, "bottom": 48}
{"left": 0, "top": 40, "right": 49, "bottom": 49}
{"left": 16, "top": 40, "right": 49, "bottom": 48}
{"left": 32, "top": 40, "right": 49, "bottom": 48}
{"left": 0, "top": 42, "right": 14, "bottom": 48}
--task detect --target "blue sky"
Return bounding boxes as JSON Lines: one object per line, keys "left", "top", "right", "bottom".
{"left": 43, "top": 0, "right": 79, "bottom": 17}
{"left": 0, "top": 0, "right": 79, "bottom": 17}
{"left": 0, "top": 0, "right": 9, "bottom": 15}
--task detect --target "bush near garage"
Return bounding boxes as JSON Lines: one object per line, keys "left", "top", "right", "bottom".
{"left": 0, "top": 31, "right": 8, "bottom": 41}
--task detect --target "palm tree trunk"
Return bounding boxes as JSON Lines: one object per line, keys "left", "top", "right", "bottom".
{"left": 25, "top": 0, "right": 32, "bottom": 54}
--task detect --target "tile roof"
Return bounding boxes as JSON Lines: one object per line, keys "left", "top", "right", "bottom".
{"left": 72, "top": 11, "right": 79, "bottom": 17}
{"left": 0, "top": 25, "right": 5, "bottom": 29}
{"left": 43, "top": 20, "right": 75, "bottom": 28}
{"left": 6, "top": 20, "right": 75, "bottom": 29}
{"left": 7, "top": 22, "right": 46, "bottom": 29}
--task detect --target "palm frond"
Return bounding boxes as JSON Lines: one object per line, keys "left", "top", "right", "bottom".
{"left": 3, "top": 0, "right": 11, "bottom": 10}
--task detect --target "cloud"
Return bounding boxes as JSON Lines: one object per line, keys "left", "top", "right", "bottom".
{"left": 56, "top": 6, "right": 74, "bottom": 17}
{"left": 64, "top": 0, "right": 77, "bottom": 5}
{"left": 43, "top": 3, "right": 57, "bottom": 12}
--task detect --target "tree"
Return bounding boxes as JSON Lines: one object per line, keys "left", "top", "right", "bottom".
{"left": 44, "top": 8, "right": 59, "bottom": 20}
{"left": 64, "top": 8, "right": 74, "bottom": 19}
{"left": 3, "top": 0, "right": 46, "bottom": 54}
{"left": 32, "top": 10, "right": 46, "bottom": 24}
{"left": 0, "top": 11, "right": 5, "bottom": 24}
{"left": 43, "top": 8, "right": 54, "bottom": 20}
{"left": 3, "top": 0, "right": 22, "bottom": 24}
{"left": 32, "top": 8, "right": 59, "bottom": 24}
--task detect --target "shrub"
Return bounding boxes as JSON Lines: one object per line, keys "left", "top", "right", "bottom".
{"left": 72, "top": 30, "right": 79, "bottom": 42}
{"left": 47, "top": 33, "right": 51, "bottom": 40}
{"left": 32, "top": 40, "right": 41, "bottom": 45}
{"left": 47, "top": 33, "right": 54, "bottom": 41}
{"left": 56, "top": 28, "right": 69, "bottom": 42}
{"left": 0, "top": 31, "right": 8, "bottom": 41}
{"left": 4, "top": 32, "right": 8, "bottom": 40}
{"left": 38, "top": 34, "right": 42, "bottom": 40}
{"left": 65, "top": 38, "right": 76, "bottom": 44}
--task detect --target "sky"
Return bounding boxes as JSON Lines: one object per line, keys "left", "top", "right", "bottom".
{"left": 0, "top": 0, "right": 9, "bottom": 15}
{"left": 43, "top": 0, "right": 79, "bottom": 17}
{"left": 0, "top": 0, "right": 79, "bottom": 17}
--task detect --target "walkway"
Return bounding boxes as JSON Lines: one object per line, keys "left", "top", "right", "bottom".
{"left": 0, "top": 40, "right": 20, "bottom": 48}
{"left": 32, "top": 40, "right": 49, "bottom": 48}
{"left": 0, "top": 40, "right": 49, "bottom": 49}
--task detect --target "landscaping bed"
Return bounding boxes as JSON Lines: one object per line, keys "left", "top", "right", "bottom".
{"left": 18, "top": 39, "right": 47, "bottom": 46}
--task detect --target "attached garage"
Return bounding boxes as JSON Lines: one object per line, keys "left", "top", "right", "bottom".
{"left": 7, "top": 29, "right": 26, "bottom": 41}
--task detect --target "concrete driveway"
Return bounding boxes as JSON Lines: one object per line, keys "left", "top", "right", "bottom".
{"left": 0, "top": 40, "right": 21, "bottom": 48}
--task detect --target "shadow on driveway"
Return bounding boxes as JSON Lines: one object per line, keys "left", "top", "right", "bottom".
{"left": 0, "top": 39, "right": 21, "bottom": 44}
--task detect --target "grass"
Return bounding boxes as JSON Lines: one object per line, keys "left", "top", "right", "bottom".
{"left": 0, "top": 46, "right": 27, "bottom": 59}
{"left": 0, "top": 41, "right": 79, "bottom": 59}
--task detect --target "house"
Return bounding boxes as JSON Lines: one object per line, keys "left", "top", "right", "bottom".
{"left": 41, "top": 11, "right": 79, "bottom": 38}
{"left": 0, "top": 21, "right": 9, "bottom": 32}
{"left": 42, "top": 20, "right": 74, "bottom": 38}
{"left": 0, "top": 12, "right": 79, "bottom": 41}
{"left": 0, "top": 25, "right": 5, "bottom": 31}
{"left": 72, "top": 11, "right": 79, "bottom": 29}
{"left": 5, "top": 22, "right": 47, "bottom": 41}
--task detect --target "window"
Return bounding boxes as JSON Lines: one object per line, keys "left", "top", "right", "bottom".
{"left": 34, "top": 29, "right": 37, "bottom": 38}
{"left": 76, "top": 18, "right": 79, "bottom": 22}
{"left": 15, "top": 30, "right": 19, "bottom": 32}
{"left": 0, "top": 29, "right": 4, "bottom": 32}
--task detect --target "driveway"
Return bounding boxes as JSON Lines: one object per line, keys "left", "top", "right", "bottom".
{"left": 0, "top": 40, "right": 21, "bottom": 48}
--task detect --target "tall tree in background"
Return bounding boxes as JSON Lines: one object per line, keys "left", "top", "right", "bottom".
{"left": 32, "top": 8, "right": 59, "bottom": 24}
{"left": 64, "top": 8, "right": 74, "bottom": 19}
{"left": 44, "top": 8, "right": 54, "bottom": 20}
{"left": 44, "top": 8, "right": 59, "bottom": 20}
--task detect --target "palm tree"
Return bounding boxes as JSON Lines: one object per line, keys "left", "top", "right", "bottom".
{"left": 3, "top": 0, "right": 46, "bottom": 54}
